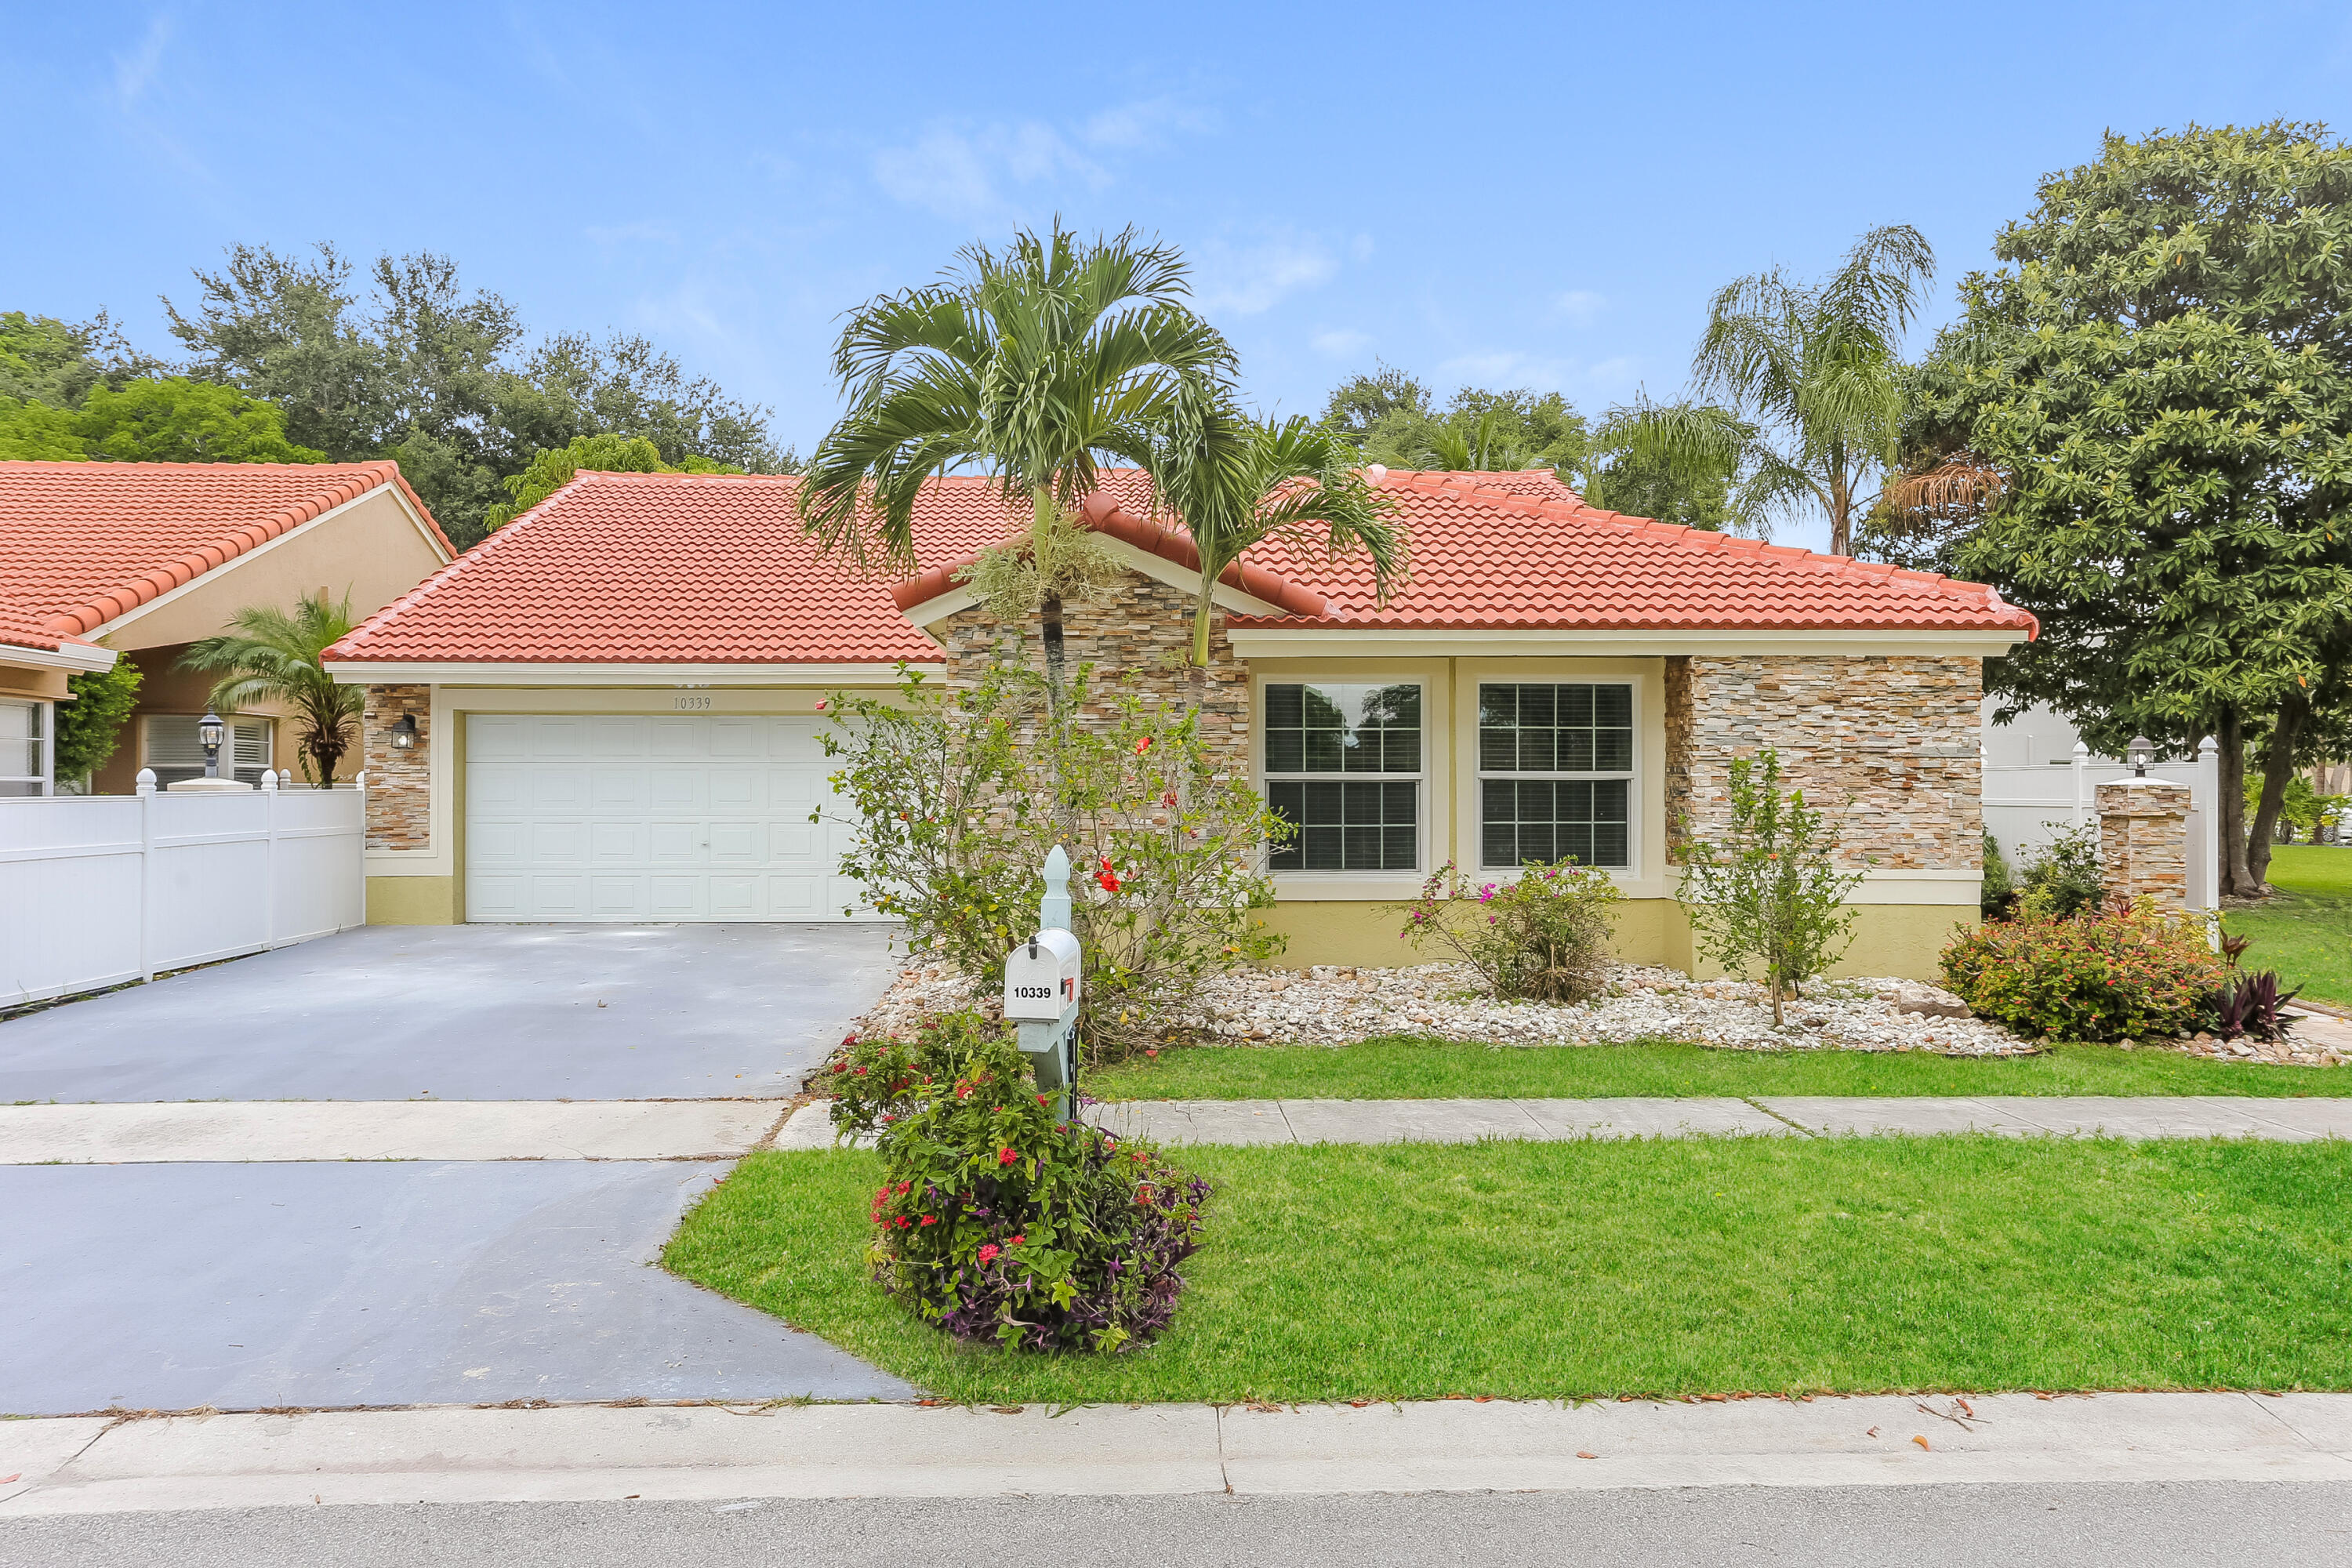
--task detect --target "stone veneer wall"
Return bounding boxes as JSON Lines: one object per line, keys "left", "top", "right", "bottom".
{"left": 2096, "top": 779, "right": 2191, "bottom": 909}
{"left": 362, "top": 684, "right": 431, "bottom": 851}
{"left": 933, "top": 571, "right": 1251, "bottom": 775}
{"left": 1664, "top": 655, "right": 1983, "bottom": 872}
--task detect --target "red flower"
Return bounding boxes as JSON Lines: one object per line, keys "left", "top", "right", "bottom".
{"left": 1145, "top": 1047, "right": 1159, "bottom": 1058}
{"left": 998, "top": 1146, "right": 1018, "bottom": 1166}
{"left": 919, "top": 1214, "right": 938, "bottom": 1226}
{"left": 1096, "top": 855, "right": 1122, "bottom": 893}
{"left": 815, "top": 699, "right": 828, "bottom": 711}
{"left": 977, "top": 1243, "right": 1000, "bottom": 1265}
{"left": 1009, "top": 1234, "right": 1025, "bottom": 1246}
{"left": 1134, "top": 737, "right": 1152, "bottom": 755}
{"left": 895, "top": 1215, "right": 909, "bottom": 1228}
{"left": 1036, "top": 1093, "right": 1049, "bottom": 1105}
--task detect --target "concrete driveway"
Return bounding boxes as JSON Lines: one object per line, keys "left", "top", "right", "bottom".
{"left": 0, "top": 923, "right": 916, "bottom": 1415}
{"left": 0, "top": 923, "right": 899, "bottom": 1103}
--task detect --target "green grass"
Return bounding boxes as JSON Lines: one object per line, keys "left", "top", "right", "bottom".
{"left": 1083, "top": 1038, "right": 2352, "bottom": 1102}
{"left": 2228, "top": 844, "right": 2352, "bottom": 1008}
{"left": 666, "top": 1140, "right": 2352, "bottom": 1403}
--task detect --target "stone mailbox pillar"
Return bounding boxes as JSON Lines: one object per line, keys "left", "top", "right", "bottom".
{"left": 2095, "top": 779, "right": 2192, "bottom": 911}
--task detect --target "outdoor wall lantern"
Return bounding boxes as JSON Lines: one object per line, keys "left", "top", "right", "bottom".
{"left": 2128, "top": 735, "right": 2155, "bottom": 777}
{"left": 198, "top": 710, "right": 225, "bottom": 779}
{"left": 390, "top": 713, "right": 419, "bottom": 750}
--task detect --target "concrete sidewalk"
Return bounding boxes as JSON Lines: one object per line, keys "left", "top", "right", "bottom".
{"left": 3, "top": 1392, "right": 2348, "bottom": 1515}
{"left": 0, "top": 1099, "right": 793, "bottom": 1164}
{"left": 773, "top": 1094, "right": 2352, "bottom": 1149}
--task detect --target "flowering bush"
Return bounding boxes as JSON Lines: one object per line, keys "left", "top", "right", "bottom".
{"left": 1940, "top": 900, "right": 2230, "bottom": 1041}
{"left": 817, "top": 663, "right": 1288, "bottom": 1062}
{"left": 813, "top": 1012, "right": 1210, "bottom": 1352}
{"left": 1393, "top": 858, "right": 1621, "bottom": 1003}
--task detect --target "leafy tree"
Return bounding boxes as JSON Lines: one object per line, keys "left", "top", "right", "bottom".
{"left": 483, "top": 433, "right": 745, "bottom": 530}
{"left": 1941, "top": 123, "right": 2352, "bottom": 896}
{"left": 162, "top": 244, "right": 786, "bottom": 546}
{"left": 0, "top": 310, "right": 162, "bottom": 408}
{"left": 76, "top": 378, "right": 325, "bottom": 463}
{"left": 180, "top": 593, "right": 364, "bottom": 786}
{"left": 798, "top": 222, "right": 1233, "bottom": 703}
{"left": 53, "top": 655, "right": 143, "bottom": 786}
{"left": 1614, "top": 225, "right": 1936, "bottom": 555}
{"left": 1586, "top": 404, "right": 1746, "bottom": 529}
{"left": 1321, "top": 370, "right": 1590, "bottom": 477}
{"left": 1145, "top": 393, "right": 1406, "bottom": 666}
{"left": 0, "top": 397, "right": 85, "bottom": 459}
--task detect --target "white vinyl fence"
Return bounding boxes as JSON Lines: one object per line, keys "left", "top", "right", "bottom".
{"left": 1983, "top": 739, "right": 2219, "bottom": 913}
{"left": 0, "top": 771, "right": 365, "bottom": 1008}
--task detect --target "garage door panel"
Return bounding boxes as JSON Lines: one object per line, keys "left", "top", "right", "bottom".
{"left": 466, "top": 713, "right": 873, "bottom": 922}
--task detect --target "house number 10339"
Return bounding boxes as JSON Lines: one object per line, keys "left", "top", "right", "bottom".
{"left": 673, "top": 693, "right": 713, "bottom": 710}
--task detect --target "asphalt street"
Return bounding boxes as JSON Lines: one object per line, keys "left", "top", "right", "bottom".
{"left": 5, "top": 1483, "right": 2350, "bottom": 1566}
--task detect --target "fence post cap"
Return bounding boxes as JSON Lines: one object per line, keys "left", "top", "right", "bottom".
{"left": 2198, "top": 735, "right": 2219, "bottom": 757}
{"left": 135, "top": 768, "right": 156, "bottom": 795}
{"left": 2071, "top": 741, "right": 2090, "bottom": 757}
{"left": 260, "top": 771, "right": 278, "bottom": 792}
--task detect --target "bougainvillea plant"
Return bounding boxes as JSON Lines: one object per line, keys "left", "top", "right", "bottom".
{"left": 1940, "top": 898, "right": 2231, "bottom": 1041}
{"left": 812, "top": 1011, "right": 1211, "bottom": 1353}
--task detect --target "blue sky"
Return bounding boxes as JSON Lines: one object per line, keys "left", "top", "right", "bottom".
{"left": 7, "top": 1, "right": 2349, "bottom": 550}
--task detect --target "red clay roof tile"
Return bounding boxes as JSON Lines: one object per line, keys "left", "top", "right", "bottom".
{"left": 327, "top": 466, "right": 2035, "bottom": 667}
{"left": 0, "top": 459, "right": 454, "bottom": 639}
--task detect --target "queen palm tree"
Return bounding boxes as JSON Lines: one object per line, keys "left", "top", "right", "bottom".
{"left": 1146, "top": 387, "right": 1407, "bottom": 668}
{"left": 797, "top": 223, "right": 1233, "bottom": 645}
{"left": 1613, "top": 225, "right": 1936, "bottom": 557}
{"left": 179, "top": 591, "right": 362, "bottom": 786}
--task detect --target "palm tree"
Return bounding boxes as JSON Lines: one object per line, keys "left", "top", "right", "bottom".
{"left": 179, "top": 592, "right": 361, "bottom": 786}
{"left": 1614, "top": 225, "right": 1936, "bottom": 557}
{"left": 798, "top": 222, "right": 1232, "bottom": 613}
{"left": 1147, "top": 388, "right": 1407, "bottom": 668}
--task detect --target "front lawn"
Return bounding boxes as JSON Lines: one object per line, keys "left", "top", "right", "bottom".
{"left": 1083, "top": 1038, "right": 2352, "bottom": 1102}
{"left": 666, "top": 1140, "right": 2352, "bottom": 1405}
{"left": 2227, "top": 844, "right": 2352, "bottom": 1007}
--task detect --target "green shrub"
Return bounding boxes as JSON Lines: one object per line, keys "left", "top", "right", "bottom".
{"left": 2015, "top": 822, "right": 2104, "bottom": 920}
{"left": 1980, "top": 832, "right": 2016, "bottom": 920}
{"left": 814, "top": 1013, "right": 1210, "bottom": 1353}
{"left": 53, "top": 654, "right": 141, "bottom": 786}
{"left": 818, "top": 663, "right": 1287, "bottom": 1062}
{"left": 1940, "top": 902, "right": 2230, "bottom": 1041}
{"left": 1675, "top": 749, "right": 1865, "bottom": 1025}
{"left": 1395, "top": 858, "right": 1621, "bottom": 1003}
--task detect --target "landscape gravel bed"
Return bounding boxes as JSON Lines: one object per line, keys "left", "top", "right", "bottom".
{"left": 845, "top": 960, "right": 2349, "bottom": 1065}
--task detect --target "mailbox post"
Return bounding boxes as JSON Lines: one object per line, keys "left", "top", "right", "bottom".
{"left": 1002, "top": 847, "right": 1081, "bottom": 1119}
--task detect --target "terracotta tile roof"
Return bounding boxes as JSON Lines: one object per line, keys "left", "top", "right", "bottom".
{"left": 0, "top": 459, "right": 454, "bottom": 639}
{"left": 1222, "top": 469, "right": 2039, "bottom": 634}
{"left": 328, "top": 465, "right": 2034, "bottom": 667}
{"left": 329, "top": 470, "right": 1068, "bottom": 665}
{"left": 0, "top": 596, "right": 89, "bottom": 654}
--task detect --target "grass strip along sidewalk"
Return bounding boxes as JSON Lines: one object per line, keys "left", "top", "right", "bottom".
{"left": 666, "top": 1138, "right": 2352, "bottom": 1406}
{"left": 2228, "top": 844, "right": 2352, "bottom": 1009}
{"left": 1084, "top": 1039, "right": 2352, "bottom": 1103}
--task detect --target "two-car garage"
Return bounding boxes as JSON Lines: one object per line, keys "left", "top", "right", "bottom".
{"left": 463, "top": 713, "right": 868, "bottom": 922}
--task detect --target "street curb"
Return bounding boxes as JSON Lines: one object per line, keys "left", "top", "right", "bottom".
{"left": 4, "top": 1392, "right": 2348, "bottom": 1515}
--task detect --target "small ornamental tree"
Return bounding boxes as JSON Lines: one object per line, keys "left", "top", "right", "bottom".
{"left": 1675, "top": 750, "right": 1864, "bottom": 1024}
{"left": 818, "top": 662, "right": 1288, "bottom": 1060}
{"left": 815, "top": 1013, "right": 1210, "bottom": 1352}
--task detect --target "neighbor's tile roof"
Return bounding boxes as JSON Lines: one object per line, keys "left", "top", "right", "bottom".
{"left": 0, "top": 459, "right": 454, "bottom": 641}
{"left": 327, "top": 466, "right": 2034, "bottom": 667}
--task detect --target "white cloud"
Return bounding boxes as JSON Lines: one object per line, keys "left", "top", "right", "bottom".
{"left": 1552, "top": 289, "right": 1605, "bottom": 326}
{"left": 1312, "top": 328, "right": 1374, "bottom": 358}
{"left": 1196, "top": 237, "right": 1338, "bottom": 316}
{"left": 111, "top": 14, "right": 172, "bottom": 106}
{"left": 871, "top": 123, "right": 1106, "bottom": 220}
{"left": 1081, "top": 96, "right": 1214, "bottom": 150}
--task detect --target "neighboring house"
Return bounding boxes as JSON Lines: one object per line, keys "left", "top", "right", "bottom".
{"left": 325, "top": 467, "right": 2036, "bottom": 980}
{"left": 0, "top": 461, "right": 454, "bottom": 794}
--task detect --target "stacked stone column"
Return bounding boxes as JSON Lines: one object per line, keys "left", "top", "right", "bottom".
{"left": 2094, "top": 779, "right": 2190, "bottom": 910}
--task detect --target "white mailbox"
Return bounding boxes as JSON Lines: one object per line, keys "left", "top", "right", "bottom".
{"left": 1002, "top": 928, "right": 1081, "bottom": 1022}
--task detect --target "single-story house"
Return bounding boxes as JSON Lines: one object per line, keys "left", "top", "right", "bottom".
{"left": 0, "top": 460, "right": 454, "bottom": 794}
{"left": 323, "top": 466, "right": 2036, "bottom": 979}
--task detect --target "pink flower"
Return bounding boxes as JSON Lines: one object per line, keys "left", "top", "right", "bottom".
{"left": 977, "top": 1243, "right": 1000, "bottom": 1265}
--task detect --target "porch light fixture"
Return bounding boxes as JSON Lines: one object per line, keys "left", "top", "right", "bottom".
{"left": 2127, "top": 735, "right": 2154, "bottom": 777}
{"left": 390, "top": 713, "right": 419, "bottom": 750}
{"left": 198, "top": 710, "right": 225, "bottom": 779}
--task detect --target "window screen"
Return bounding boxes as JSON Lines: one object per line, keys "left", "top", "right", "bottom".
{"left": 1264, "top": 683, "right": 1421, "bottom": 872}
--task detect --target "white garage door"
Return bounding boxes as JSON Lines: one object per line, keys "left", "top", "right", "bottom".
{"left": 464, "top": 714, "right": 869, "bottom": 922}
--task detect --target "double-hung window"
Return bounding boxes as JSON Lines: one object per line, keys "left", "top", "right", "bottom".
{"left": 1479, "top": 682, "right": 1634, "bottom": 869}
{"left": 1263, "top": 682, "right": 1422, "bottom": 872}
{"left": 0, "top": 699, "right": 48, "bottom": 797}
